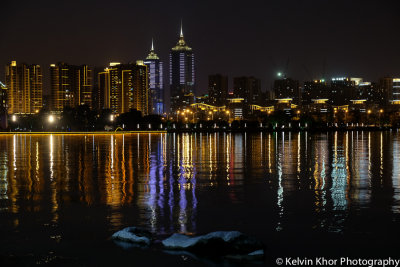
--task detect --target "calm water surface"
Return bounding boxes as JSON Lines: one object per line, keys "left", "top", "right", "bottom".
{"left": 0, "top": 132, "right": 400, "bottom": 265}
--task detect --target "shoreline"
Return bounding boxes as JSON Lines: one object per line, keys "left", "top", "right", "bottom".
{"left": 0, "top": 126, "right": 398, "bottom": 135}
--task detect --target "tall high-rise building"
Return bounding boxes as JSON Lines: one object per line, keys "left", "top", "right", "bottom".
{"left": 274, "top": 77, "right": 300, "bottom": 104}
{"left": 169, "top": 23, "right": 195, "bottom": 112}
{"left": 144, "top": 40, "right": 164, "bottom": 114}
{"left": 233, "top": 76, "right": 261, "bottom": 105}
{"left": 98, "top": 62, "right": 149, "bottom": 115}
{"left": 92, "top": 67, "right": 105, "bottom": 111}
{"left": 208, "top": 74, "right": 228, "bottom": 106}
{"left": 5, "top": 61, "right": 42, "bottom": 114}
{"left": 50, "top": 63, "right": 92, "bottom": 112}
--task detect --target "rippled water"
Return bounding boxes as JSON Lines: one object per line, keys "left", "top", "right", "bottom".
{"left": 0, "top": 132, "right": 399, "bottom": 265}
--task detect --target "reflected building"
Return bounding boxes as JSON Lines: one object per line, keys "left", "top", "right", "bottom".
{"left": 5, "top": 61, "right": 43, "bottom": 114}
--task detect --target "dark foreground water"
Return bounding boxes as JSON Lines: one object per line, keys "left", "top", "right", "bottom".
{"left": 0, "top": 132, "right": 400, "bottom": 266}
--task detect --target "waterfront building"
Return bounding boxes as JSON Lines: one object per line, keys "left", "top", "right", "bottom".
{"left": 0, "top": 81, "right": 7, "bottom": 129}
{"left": 233, "top": 76, "right": 261, "bottom": 105}
{"left": 50, "top": 63, "right": 93, "bottom": 112}
{"left": 227, "top": 98, "right": 245, "bottom": 120}
{"left": 330, "top": 77, "right": 357, "bottom": 106}
{"left": 274, "top": 77, "right": 300, "bottom": 105}
{"left": 92, "top": 66, "right": 106, "bottom": 111}
{"left": 195, "top": 94, "right": 209, "bottom": 104}
{"left": 302, "top": 79, "right": 329, "bottom": 105}
{"left": 355, "top": 82, "right": 383, "bottom": 105}
{"left": 170, "top": 23, "right": 195, "bottom": 112}
{"left": 5, "top": 61, "right": 42, "bottom": 114}
{"left": 98, "top": 62, "right": 149, "bottom": 115}
{"left": 208, "top": 74, "right": 228, "bottom": 106}
{"left": 379, "top": 77, "right": 400, "bottom": 105}
{"left": 144, "top": 40, "right": 164, "bottom": 115}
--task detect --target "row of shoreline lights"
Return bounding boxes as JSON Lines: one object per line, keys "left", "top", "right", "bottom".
{"left": 9, "top": 108, "right": 385, "bottom": 126}
{"left": 11, "top": 114, "right": 55, "bottom": 123}
{"left": 176, "top": 109, "right": 231, "bottom": 121}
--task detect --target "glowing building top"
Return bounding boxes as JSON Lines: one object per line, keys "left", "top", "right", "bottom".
{"left": 172, "top": 22, "right": 192, "bottom": 51}
{"left": 146, "top": 39, "right": 160, "bottom": 60}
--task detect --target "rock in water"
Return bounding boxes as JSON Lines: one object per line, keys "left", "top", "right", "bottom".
{"left": 112, "top": 227, "right": 152, "bottom": 246}
{"left": 161, "top": 231, "right": 263, "bottom": 256}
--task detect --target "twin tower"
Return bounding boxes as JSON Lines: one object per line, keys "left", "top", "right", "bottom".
{"left": 146, "top": 24, "right": 195, "bottom": 114}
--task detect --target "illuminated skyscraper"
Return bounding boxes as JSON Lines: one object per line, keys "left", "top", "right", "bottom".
{"left": 169, "top": 23, "right": 195, "bottom": 112}
{"left": 50, "top": 63, "right": 92, "bottom": 112}
{"left": 5, "top": 61, "right": 42, "bottom": 114}
{"left": 98, "top": 62, "right": 149, "bottom": 115}
{"left": 144, "top": 40, "right": 164, "bottom": 115}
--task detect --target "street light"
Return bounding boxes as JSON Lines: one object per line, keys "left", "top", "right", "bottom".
{"left": 48, "top": 115, "right": 55, "bottom": 123}
{"left": 11, "top": 115, "right": 17, "bottom": 122}
{"left": 110, "top": 114, "right": 114, "bottom": 122}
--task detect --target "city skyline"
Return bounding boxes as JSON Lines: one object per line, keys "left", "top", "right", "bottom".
{"left": 1, "top": 0, "right": 400, "bottom": 97}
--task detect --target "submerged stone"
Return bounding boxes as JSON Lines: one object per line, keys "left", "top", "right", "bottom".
{"left": 112, "top": 227, "right": 152, "bottom": 246}
{"left": 161, "top": 231, "right": 263, "bottom": 256}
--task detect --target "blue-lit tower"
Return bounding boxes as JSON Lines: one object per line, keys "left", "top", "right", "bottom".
{"left": 169, "top": 23, "right": 195, "bottom": 112}
{"left": 144, "top": 40, "right": 164, "bottom": 114}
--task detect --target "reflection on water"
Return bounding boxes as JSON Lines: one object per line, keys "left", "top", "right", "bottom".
{"left": 1, "top": 132, "right": 400, "bottom": 237}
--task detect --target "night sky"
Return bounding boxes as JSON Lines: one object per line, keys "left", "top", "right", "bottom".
{"left": 1, "top": 0, "right": 399, "bottom": 100}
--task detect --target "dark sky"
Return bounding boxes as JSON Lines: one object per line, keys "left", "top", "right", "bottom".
{"left": 1, "top": 0, "right": 399, "bottom": 98}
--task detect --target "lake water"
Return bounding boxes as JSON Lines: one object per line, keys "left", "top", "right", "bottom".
{"left": 0, "top": 132, "right": 399, "bottom": 265}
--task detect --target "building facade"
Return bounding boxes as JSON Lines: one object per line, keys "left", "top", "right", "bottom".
{"left": 144, "top": 40, "right": 164, "bottom": 115}
{"left": 5, "top": 61, "right": 42, "bottom": 114}
{"left": 302, "top": 80, "right": 329, "bottom": 105}
{"left": 170, "top": 24, "right": 195, "bottom": 112}
{"left": 50, "top": 63, "right": 92, "bottom": 112}
{"left": 233, "top": 76, "right": 261, "bottom": 105}
{"left": 98, "top": 62, "right": 149, "bottom": 115}
{"left": 0, "top": 81, "right": 7, "bottom": 129}
{"left": 274, "top": 77, "right": 300, "bottom": 104}
{"left": 208, "top": 74, "right": 228, "bottom": 106}
{"left": 380, "top": 77, "right": 400, "bottom": 105}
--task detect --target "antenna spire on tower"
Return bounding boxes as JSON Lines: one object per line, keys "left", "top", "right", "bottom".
{"left": 180, "top": 19, "right": 183, "bottom": 38}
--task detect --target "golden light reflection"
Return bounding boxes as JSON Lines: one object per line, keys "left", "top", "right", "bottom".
{"left": 0, "top": 132, "right": 400, "bottom": 235}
